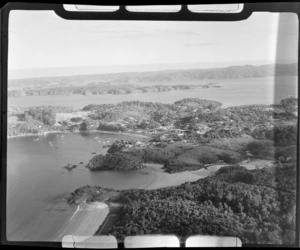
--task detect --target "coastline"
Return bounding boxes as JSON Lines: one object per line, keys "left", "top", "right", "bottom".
{"left": 95, "top": 130, "right": 151, "bottom": 139}
{"left": 89, "top": 159, "right": 276, "bottom": 236}
{"left": 140, "top": 163, "right": 227, "bottom": 190}
{"left": 54, "top": 202, "right": 109, "bottom": 242}
{"left": 7, "top": 130, "right": 68, "bottom": 139}
{"left": 139, "top": 159, "right": 275, "bottom": 190}
{"left": 7, "top": 129, "right": 151, "bottom": 140}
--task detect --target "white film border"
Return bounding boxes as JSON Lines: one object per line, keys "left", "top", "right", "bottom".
{"left": 62, "top": 235, "right": 242, "bottom": 248}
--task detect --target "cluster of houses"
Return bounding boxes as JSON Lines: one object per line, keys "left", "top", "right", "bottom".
{"left": 53, "top": 103, "right": 292, "bottom": 145}
{"left": 112, "top": 139, "right": 148, "bottom": 150}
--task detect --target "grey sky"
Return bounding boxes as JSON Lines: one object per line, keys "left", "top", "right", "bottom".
{"left": 8, "top": 10, "right": 298, "bottom": 78}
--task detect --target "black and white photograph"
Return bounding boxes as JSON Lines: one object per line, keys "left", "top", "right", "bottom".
{"left": 5, "top": 4, "right": 299, "bottom": 246}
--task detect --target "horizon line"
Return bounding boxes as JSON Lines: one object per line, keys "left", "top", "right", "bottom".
{"left": 8, "top": 61, "right": 297, "bottom": 81}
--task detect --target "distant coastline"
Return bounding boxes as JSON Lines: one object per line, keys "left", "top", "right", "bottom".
{"left": 8, "top": 63, "right": 297, "bottom": 98}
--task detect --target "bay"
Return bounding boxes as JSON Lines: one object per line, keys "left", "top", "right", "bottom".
{"left": 8, "top": 76, "right": 298, "bottom": 109}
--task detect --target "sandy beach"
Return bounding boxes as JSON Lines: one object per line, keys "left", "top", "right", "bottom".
{"left": 53, "top": 202, "right": 109, "bottom": 242}
{"left": 140, "top": 159, "right": 274, "bottom": 190}
{"left": 139, "top": 163, "right": 233, "bottom": 190}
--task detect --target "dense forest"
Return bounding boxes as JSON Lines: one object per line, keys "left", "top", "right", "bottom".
{"left": 109, "top": 164, "right": 296, "bottom": 244}
{"left": 108, "top": 166, "right": 296, "bottom": 244}
{"left": 69, "top": 162, "right": 297, "bottom": 245}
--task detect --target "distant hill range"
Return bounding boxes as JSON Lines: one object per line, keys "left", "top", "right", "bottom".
{"left": 8, "top": 63, "right": 297, "bottom": 97}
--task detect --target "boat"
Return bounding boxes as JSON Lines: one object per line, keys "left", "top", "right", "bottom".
{"left": 33, "top": 138, "right": 40, "bottom": 141}
{"left": 63, "top": 164, "right": 77, "bottom": 170}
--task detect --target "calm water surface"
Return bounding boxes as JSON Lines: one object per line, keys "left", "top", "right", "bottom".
{"left": 7, "top": 132, "right": 152, "bottom": 241}
{"left": 7, "top": 132, "right": 215, "bottom": 242}
{"left": 8, "top": 76, "right": 298, "bottom": 108}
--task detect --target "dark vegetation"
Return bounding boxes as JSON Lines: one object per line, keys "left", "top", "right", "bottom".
{"left": 97, "top": 122, "right": 127, "bottom": 132}
{"left": 23, "top": 106, "right": 57, "bottom": 126}
{"left": 107, "top": 164, "right": 296, "bottom": 244}
{"left": 67, "top": 185, "right": 118, "bottom": 205}
{"left": 251, "top": 124, "right": 297, "bottom": 146}
{"left": 278, "top": 96, "right": 298, "bottom": 114}
{"left": 70, "top": 117, "right": 83, "bottom": 122}
{"left": 87, "top": 141, "right": 245, "bottom": 173}
{"left": 163, "top": 146, "right": 243, "bottom": 173}
{"left": 86, "top": 152, "right": 144, "bottom": 171}
{"left": 70, "top": 162, "right": 297, "bottom": 245}
{"left": 8, "top": 106, "right": 75, "bottom": 136}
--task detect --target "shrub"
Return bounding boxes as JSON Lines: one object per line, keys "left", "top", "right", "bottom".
{"left": 246, "top": 140, "right": 274, "bottom": 156}
{"left": 218, "top": 152, "right": 241, "bottom": 164}
{"left": 70, "top": 117, "right": 83, "bottom": 122}
{"left": 26, "top": 107, "right": 56, "bottom": 126}
{"left": 198, "top": 153, "right": 219, "bottom": 164}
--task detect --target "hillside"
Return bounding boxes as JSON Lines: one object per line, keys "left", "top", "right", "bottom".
{"left": 8, "top": 63, "right": 297, "bottom": 97}
{"left": 68, "top": 162, "right": 297, "bottom": 244}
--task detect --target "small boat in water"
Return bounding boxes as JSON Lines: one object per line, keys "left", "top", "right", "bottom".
{"left": 64, "top": 164, "right": 77, "bottom": 170}
{"left": 48, "top": 142, "right": 54, "bottom": 147}
{"left": 33, "top": 138, "right": 40, "bottom": 141}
